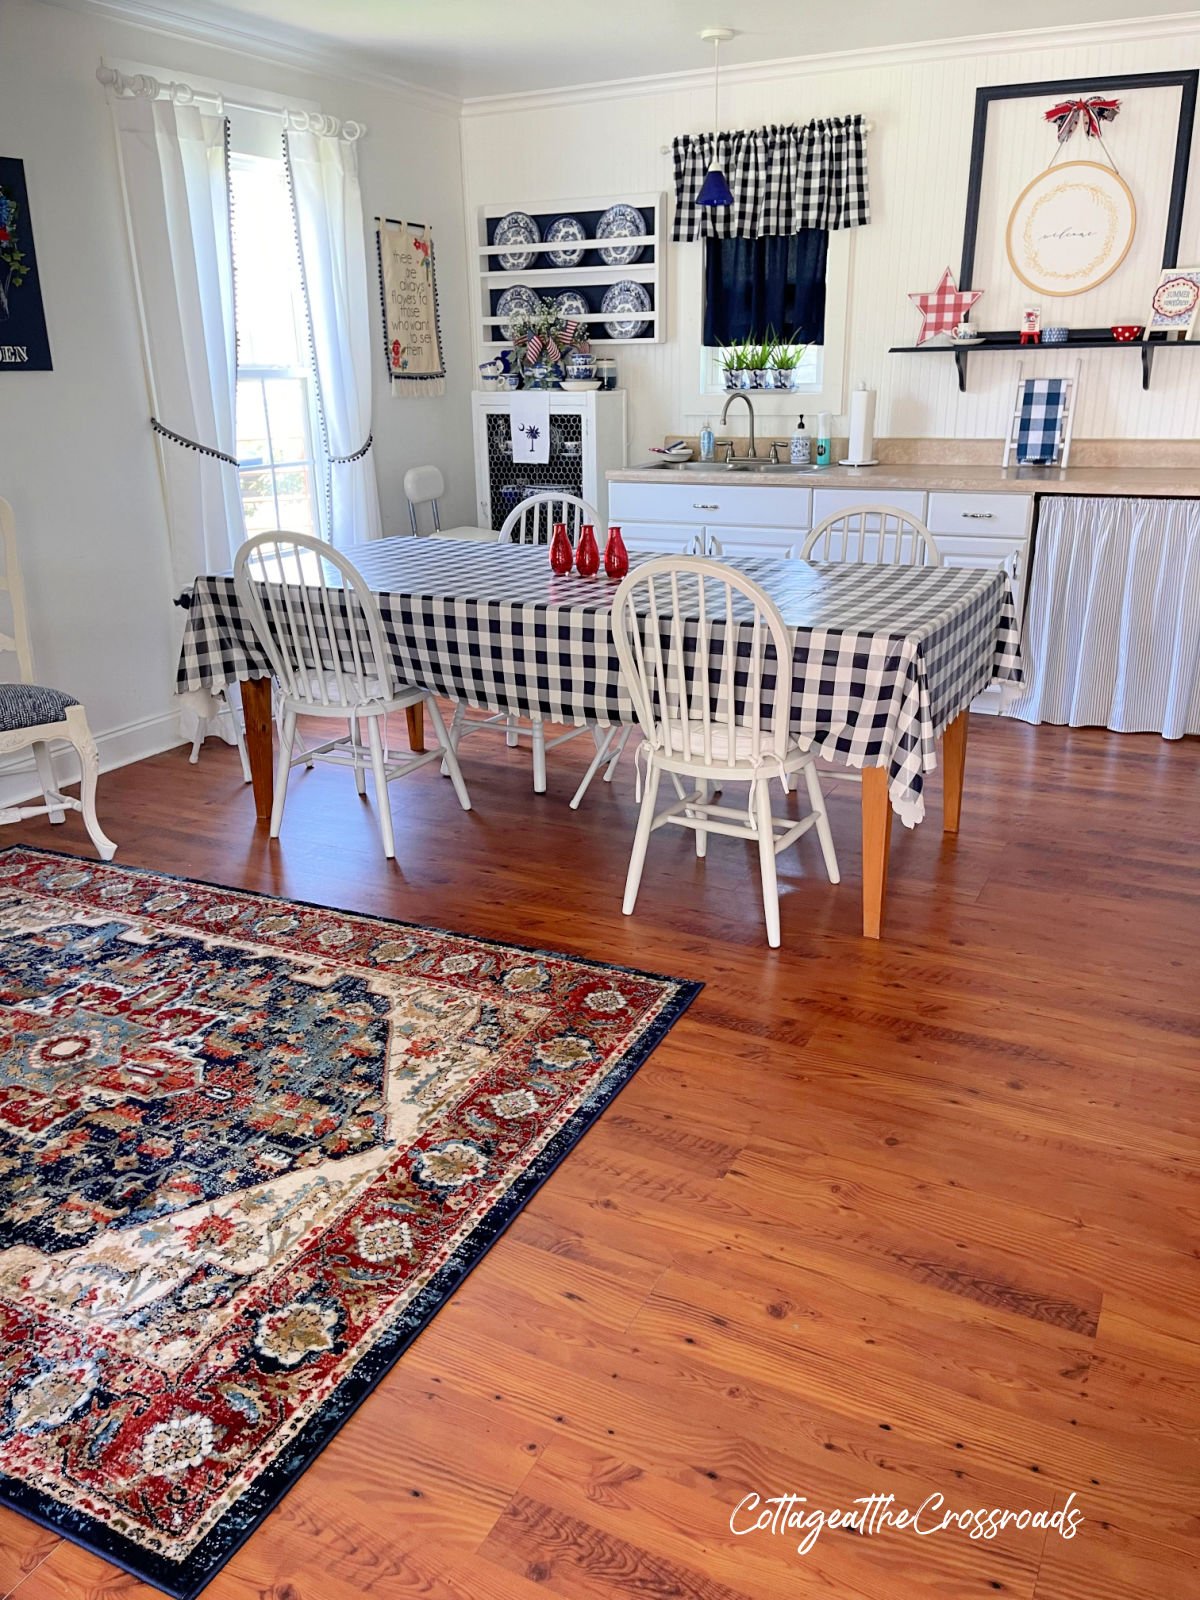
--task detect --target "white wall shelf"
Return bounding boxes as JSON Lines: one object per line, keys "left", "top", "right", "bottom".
{"left": 474, "top": 191, "right": 666, "bottom": 354}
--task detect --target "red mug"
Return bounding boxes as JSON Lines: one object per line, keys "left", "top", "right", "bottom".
{"left": 575, "top": 523, "right": 600, "bottom": 577}
{"left": 549, "top": 522, "right": 573, "bottom": 574}
{"left": 604, "top": 525, "right": 629, "bottom": 579}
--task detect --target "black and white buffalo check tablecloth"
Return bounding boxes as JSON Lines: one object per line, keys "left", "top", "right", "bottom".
{"left": 177, "top": 538, "right": 1023, "bottom": 827}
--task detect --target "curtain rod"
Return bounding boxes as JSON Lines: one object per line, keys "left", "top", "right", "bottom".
{"left": 660, "top": 119, "right": 873, "bottom": 152}
{"left": 96, "top": 66, "right": 366, "bottom": 140}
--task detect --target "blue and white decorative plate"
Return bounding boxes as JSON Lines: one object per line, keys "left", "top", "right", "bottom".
{"left": 493, "top": 211, "right": 540, "bottom": 271}
{"left": 495, "top": 285, "right": 542, "bottom": 337}
{"left": 553, "top": 290, "right": 589, "bottom": 320}
{"left": 596, "top": 204, "right": 646, "bottom": 266}
{"left": 546, "top": 215, "right": 586, "bottom": 268}
{"left": 601, "top": 279, "right": 651, "bottom": 339}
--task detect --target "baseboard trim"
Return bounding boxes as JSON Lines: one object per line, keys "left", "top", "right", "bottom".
{"left": 0, "top": 707, "right": 189, "bottom": 811}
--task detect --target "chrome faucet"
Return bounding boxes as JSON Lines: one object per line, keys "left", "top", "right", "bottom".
{"left": 720, "top": 391, "right": 757, "bottom": 459}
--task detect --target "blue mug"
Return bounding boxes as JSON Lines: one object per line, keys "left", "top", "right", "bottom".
{"left": 1043, "top": 326, "right": 1068, "bottom": 344}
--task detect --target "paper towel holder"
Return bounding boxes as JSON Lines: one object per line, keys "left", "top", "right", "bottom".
{"left": 839, "top": 383, "right": 879, "bottom": 467}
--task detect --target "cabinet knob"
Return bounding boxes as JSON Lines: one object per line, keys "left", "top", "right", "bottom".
{"left": 693, "top": 502, "right": 719, "bottom": 510}
{"left": 962, "top": 511, "right": 994, "bottom": 519}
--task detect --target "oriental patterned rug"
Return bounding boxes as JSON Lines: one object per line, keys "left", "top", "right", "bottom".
{"left": 0, "top": 847, "right": 699, "bottom": 1598}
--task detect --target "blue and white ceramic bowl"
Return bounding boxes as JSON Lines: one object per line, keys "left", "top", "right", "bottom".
{"left": 493, "top": 211, "right": 540, "bottom": 271}
{"left": 1043, "top": 326, "right": 1069, "bottom": 344}
{"left": 596, "top": 204, "right": 646, "bottom": 267}
{"left": 546, "top": 215, "right": 586, "bottom": 268}
{"left": 565, "top": 352, "right": 595, "bottom": 380}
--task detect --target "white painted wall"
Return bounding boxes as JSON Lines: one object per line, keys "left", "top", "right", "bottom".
{"left": 0, "top": 0, "right": 473, "bottom": 804}
{"left": 461, "top": 20, "right": 1200, "bottom": 457}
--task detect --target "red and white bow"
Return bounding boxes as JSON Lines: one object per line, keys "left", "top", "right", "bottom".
{"left": 1044, "top": 96, "right": 1121, "bottom": 142}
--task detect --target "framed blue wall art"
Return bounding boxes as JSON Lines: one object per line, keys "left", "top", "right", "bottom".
{"left": 0, "top": 157, "right": 52, "bottom": 372}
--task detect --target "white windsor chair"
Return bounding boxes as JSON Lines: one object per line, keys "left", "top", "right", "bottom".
{"left": 233, "top": 531, "right": 471, "bottom": 860}
{"left": 612, "top": 555, "right": 839, "bottom": 948}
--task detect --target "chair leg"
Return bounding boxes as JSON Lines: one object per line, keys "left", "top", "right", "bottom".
{"left": 32, "top": 742, "right": 65, "bottom": 823}
{"left": 754, "top": 778, "right": 781, "bottom": 948}
{"left": 365, "top": 715, "right": 396, "bottom": 859}
{"left": 569, "top": 726, "right": 616, "bottom": 811}
{"left": 270, "top": 711, "right": 296, "bottom": 839}
{"left": 426, "top": 698, "right": 471, "bottom": 812}
{"left": 622, "top": 763, "right": 661, "bottom": 916}
{"left": 350, "top": 716, "right": 367, "bottom": 795}
{"left": 229, "top": 691, "right": 252, "bottom": 784}
{"left": 505, "top": 713, "right": 520, "bottom": 748}
{"left": 189, "top": 725, "right": 204, "bottom": 765}
{"left": 441, "top": 701, "right": 465, "bottom": 777}
{"left": 694, "top": 779, "right": 708, "bottom": 858}
{"left": 803, "top": 761, "right": 840, "bottom": 884}
{"left": 603, "top": 725, "right": 632, "bottom": 782}
{"left": 531, "top": 717, "right": 547, "bottom": 794}
{"left": 67, "top": 725, "right": 117, "bottom": 860}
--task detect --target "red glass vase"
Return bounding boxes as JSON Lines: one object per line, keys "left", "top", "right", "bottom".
{"left": 575, "top": 523, "right": 600, "bottom": 577}
{"left": 548, "top": 522, "right": 573, "bottom": 575}
{"left": 603, "top": 525, "right": 629, "bottom": 579}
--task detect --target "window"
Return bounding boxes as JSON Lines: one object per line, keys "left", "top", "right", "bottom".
{"left": 230, "top": 154, "right": 323, "bottom": 538}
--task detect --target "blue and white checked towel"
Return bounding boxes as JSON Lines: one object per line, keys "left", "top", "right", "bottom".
{"left": 1016, "top": 378, "right": 1065, "bottom": 465}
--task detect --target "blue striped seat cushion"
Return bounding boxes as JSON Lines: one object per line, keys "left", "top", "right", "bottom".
{"left": 0, "top": 683, "right": 79, "bottom": 732}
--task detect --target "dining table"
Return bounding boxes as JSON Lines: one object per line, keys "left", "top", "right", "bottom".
{"left": 176, "top": 536, "right": 1023, "bottom": 938}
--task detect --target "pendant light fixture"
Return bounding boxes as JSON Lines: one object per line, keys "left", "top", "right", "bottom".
{"left": 696, "top": 26, "right": 735, "bottom": 207}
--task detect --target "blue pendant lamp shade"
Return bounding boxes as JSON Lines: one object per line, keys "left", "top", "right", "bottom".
{"left": 697, "top": 164, "right": 734, "bottom": 207}
{"left": 697, "top": 27, "right": 734, "bottom": 208}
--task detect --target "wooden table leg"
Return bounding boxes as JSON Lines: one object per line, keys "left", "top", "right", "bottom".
{"left": 405, "top": 704, "right": 426, "bottom": 753}
{"left": 861, "top": 767, "right": 892, "bottom": 940}
{"left": 240, "top": 678, "right": 275, "bottom": 823}
{"left": 942, "top": 710, "right": 969, "bottom": 834}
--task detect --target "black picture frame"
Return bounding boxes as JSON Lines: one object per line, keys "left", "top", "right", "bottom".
{"left": 959, "top": 69, "right": 1199, "bottom": 292}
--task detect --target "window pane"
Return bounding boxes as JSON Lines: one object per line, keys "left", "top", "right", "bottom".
{"left": 236, "top": 380, "right": 269, "bottom": 466}
{"left": 239, "top": 469, "right": 279, "bottom": 533}
{"left": 264, "top": 378, "right": 311, "bottom": 463}
{"left": 231, "top": 160, "right": 305, "bottom": 370}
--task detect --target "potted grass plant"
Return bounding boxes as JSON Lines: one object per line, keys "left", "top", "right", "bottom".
{"left": 766, "top": 338, "right": 808, "bottom": 391}
{"left": 743, "top": 335, "right": 775, "bottom": 389}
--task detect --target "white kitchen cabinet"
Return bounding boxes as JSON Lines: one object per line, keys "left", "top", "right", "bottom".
{"left": 609, "top": 480, "right": 811, "bottom": 529}
{"left": 812, "top": 488, "right": 927, "bottom": 523}
{"left": 926, "top": 492, "right": 1033, "bottom": 540}
{"left": 704, "top": 526, "right": 801, "bottom": 556}
{"left": 472, "top": 389, "right": 626, "bottom": 531}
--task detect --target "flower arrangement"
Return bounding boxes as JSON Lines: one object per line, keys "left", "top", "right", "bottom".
{"left": 510, "top": 300, "right": 590, "bottom": 386}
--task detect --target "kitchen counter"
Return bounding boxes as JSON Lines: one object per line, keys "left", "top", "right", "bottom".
{"left": 609, "top": 462, "right": 1200, "bottom": 497}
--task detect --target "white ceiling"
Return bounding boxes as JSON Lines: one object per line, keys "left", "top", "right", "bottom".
{"left": 82, "top": 0, "right": 1200, "bottom": 100}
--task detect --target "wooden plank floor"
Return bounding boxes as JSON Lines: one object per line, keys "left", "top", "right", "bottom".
{"left": 1, "top": 713, "right": 1198, "bottom": 1600}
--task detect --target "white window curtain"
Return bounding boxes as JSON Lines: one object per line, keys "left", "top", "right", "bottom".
{"left": 1007, "top": 496, "right": 1200, "bottom": 737}
{"left": 112, "top": 96, "right": 243, "bottom": 596}
{"left": 284, "top": 129, "right": 381, "bottom": 549}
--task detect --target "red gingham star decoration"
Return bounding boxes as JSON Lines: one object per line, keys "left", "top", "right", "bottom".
{"left": 909, "top": 268, "right": 983, "bottom": 344}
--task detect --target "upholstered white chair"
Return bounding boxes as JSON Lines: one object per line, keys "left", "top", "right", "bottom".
{"left": 403, "top": 465, "right": 496, "bottom": 543}
{"left": 440, "top": 492, "right": 601, "bottom": 794}
{"left": 612, "top": 556, "right": 838, "bottom": 948}
{"left": 233, "top": 531, "right": 471, "bottom": 860}
{"left": 0, "top": 497, "right": 116, "bottom": 859}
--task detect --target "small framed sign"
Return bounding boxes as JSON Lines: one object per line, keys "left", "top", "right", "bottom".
{"left": 0, "top": 157, "right": 52, "bottom": 373}
{"left": 1147, "top": 267, "right": 1200, "bottom": 338}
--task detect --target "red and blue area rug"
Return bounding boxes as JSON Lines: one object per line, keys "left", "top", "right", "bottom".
{"left": 0, "top": 847, "right": 700, "bottom": 1597}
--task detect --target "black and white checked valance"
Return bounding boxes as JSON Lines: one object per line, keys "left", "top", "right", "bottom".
{"left": 672, "top": 119, "right": 870, "bottom": 241}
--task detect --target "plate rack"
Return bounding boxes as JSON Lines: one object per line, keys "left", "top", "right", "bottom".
{"left": 474, "top": 191, "right": 666, "bottom": 356}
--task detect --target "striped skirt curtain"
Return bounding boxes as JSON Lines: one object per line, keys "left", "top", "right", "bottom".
{"left": 1006, "top": 496, "right": 1200, "bottom": 737}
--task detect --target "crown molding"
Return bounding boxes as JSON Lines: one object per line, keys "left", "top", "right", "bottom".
{"left": 461, "top": 12, "right": 1200, "bottom": 117}
{"left": 44, "top": 0, "right": 464, "bottom": 115}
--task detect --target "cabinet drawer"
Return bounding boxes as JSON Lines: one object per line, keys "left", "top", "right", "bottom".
{"left": 609, "top": 481, "right": 811, "bottom": 529}
{"left": 926, "top": 492, "right": 1032, "bottom": 538}
{"left": 812, "top": 489, "right": 926, "bottom": 524}
{"left": 935, "top": 532, "right": 1029, "bottom": 616}
{"left": 620, "top": 522, "right": 702, "bottom": 555}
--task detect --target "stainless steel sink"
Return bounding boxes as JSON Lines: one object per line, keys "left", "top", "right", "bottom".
{"left": 649, "top": 459, "right": 818, "bottom": 474}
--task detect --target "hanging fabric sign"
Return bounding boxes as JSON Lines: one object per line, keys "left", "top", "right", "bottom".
{"left": 377, "top": 218, "right": 446, "bottom": 394}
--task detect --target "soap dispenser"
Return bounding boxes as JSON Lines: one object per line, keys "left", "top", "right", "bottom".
{"left": 790, "top": 415, "right": 811, "bottom": 466}
{"left": 699, "top": 417, "right": 715, "bottom": 462}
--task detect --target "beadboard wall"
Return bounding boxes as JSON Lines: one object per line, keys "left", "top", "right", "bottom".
{"left": 461, "top": 20, "right": 1200, "bottom": 457}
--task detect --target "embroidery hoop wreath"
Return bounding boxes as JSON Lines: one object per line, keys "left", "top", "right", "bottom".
{"left": 1005, "top": 160, "right": 1137, "bottom": 297}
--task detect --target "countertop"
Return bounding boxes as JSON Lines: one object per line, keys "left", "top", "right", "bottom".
{"left": 608, "top": 463, "right": 1200, "bottom": 497}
